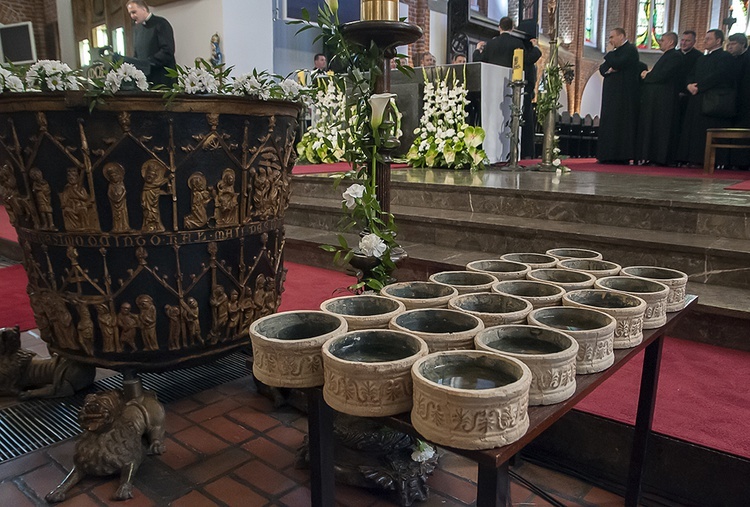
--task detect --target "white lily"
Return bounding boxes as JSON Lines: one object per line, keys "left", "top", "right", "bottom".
{"left": 369, "top": 93, "right": 396, "bottom": 132}
{"left": 326, "top": 0, "right": 338, "bottom": 14}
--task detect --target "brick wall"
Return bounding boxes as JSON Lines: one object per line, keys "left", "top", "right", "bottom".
{"left": 407, "top": 0, "right": 430, "bottom": 65}
{"left": 0, "top": 0, "right": 54, "bottom": 60}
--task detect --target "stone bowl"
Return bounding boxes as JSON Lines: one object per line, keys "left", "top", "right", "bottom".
{"left": 429, "top": 271, "right": 498, "bottom": 294}
{"left": 492, "top": 280, "right": 566, "bottom": 309}
{"left": 500, "top": 252, "right": 558, "bottom": 269}
{"left": 322, "top": 329, "right": 429, "bottom": 417}
{"left": 411, "top": 350, "right": 531, "bottom": 450}
{"left": 465, "top": 259, "right": 530, "bottom": 281}
{"left": 475, "top": 325, "right": 578, "bottom": 405}
{"left": 448, "top": 292, "right": 533, "bottom": 327}
{"left": 620, "top": 266, "right": 688, "bottom": 312}
{"left": 563, "top": 289, "right": 647, "bottom": 349}
{"left": 526, "top": 269, "right": 597, "bottom": 292}
{"left": 320, "top": 294, "right": 406, "bottom": 330}
{"left": 380, "top": 281, "right": 459, "bottom": 310}
{"left": 546, "top": 248, "right": 603, "bottom": 260}
{"left": 595, "top": 276, "right": 669, "bottom": 329}
{"left": 557, "top": 259, "right": 622, "bottom": 279}
{"left": 250, "top": 311, "right": 348, "bottom": 388}
{"left": 527, "top": 307, "right": 616, "bottom": 374}
{"left": 389, "top": 308, "right": 485, "bottom": 352}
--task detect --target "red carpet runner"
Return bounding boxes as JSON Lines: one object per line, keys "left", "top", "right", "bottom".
{"left": 0, "top": 257, "right": 747, "bottom": 459}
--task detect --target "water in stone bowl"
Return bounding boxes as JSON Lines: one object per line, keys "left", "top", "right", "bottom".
{"left": 557, "top": 258, "right": 622, "bottom": 279}
{"left": 429, "top": 270, "right": 498, "bottom": 294}
{"left": 546, "top": 248, "right": 603, "bottom": 260}
{"left": 595, "top": 276, "right": 669, "bottom": 329}
{"left": 475, "top": 324, "right": 578, "bottom": 405}
{"left": 500, "top": 252, "right": 558, "bottom": 269}
{"left": 448, "top": 292, "right": 533, "bottom": 327}
{"left": 563, "top": 289, "right": 647, "bottom": 348}
{"left": 527, "top": 268, "right": 597, "bottom": 291}
{"left": 619, "top": 266, "right": 688, "bottom": 312}
{"left": 380, "top": 281, "right": 459, "bottom": 309}
{"left": 492, "top": 279, "right": 566, "bottom": 309}
{"left": 411, "top": 350, "right": 531, "bottom": 449}
{"left": 390, "top": 308, "right": 484, "bottom": 352}
{"left": 465, "top": 259, "right": 530, "bottom": 281}
{"left": 321, "top": 294, "right": 405, "bottom": 330}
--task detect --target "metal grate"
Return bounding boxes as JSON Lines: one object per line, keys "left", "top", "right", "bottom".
{"left": 0, "top": 352, "right": 250, "bottom": 462}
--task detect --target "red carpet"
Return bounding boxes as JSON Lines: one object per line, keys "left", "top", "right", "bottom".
{"left": 520, "top": 158, "right": 750, "bottom": 180}
{"left": 0, "top": 264, "right": 34, "bottom": 331}
{"left": 0, "top": 207, "right": 16, "bottom": 242}
{"left": 293, "top": 162, "right": 410, "bottom": 175}
{"left": 575, "top": 336, "right": 750, "bottom": 459}
{"left": 725, "top": 179, "right": 750, "bottom": 191}
{"left": 279, "top": 262, "right": 355, "bottom": 311}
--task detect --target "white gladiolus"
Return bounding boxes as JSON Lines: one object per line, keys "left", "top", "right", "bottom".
{"left": 358, "top": 233, "right": 387, "bottom": 259}
{"left": 342, "top": 183, "right": 366, "bottom": 209}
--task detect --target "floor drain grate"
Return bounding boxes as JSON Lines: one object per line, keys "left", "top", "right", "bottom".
{"left": 0, "top": 352, "right": 250, "bottom": 462}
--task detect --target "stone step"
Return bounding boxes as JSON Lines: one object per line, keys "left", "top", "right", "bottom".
{"left": 286, "top": 195, "right": 750, "bottom": 290}
{"left": 284, "top": 223, "right": 750, "bottom": 352}
{"left": 291, "top": 174, "right": 750, "bottom": 241}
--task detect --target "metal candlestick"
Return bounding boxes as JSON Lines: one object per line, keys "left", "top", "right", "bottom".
{"left": 503, "top": 80, "right": 526, "bottom": 171}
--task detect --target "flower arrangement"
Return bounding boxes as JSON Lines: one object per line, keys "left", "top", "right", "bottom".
{"left": 406, "top": 67, "right": 487, "bottom": 171}
{"left": 536, "top": 60, "right": 574, "bottom": 168}
{"left": 0, "top": 67, "right": 24, "bottom": 93}
{"left": 297, "top": 78, "right": 353, "bottom": 163}
{"left": 103, "top": 62, "right": 149, "bottom": 93}
{"left": 24, "top": 60, "right": 82, "bottom": 91}
{"left": 292, "top": 1, "right": 407, "bottom": 291}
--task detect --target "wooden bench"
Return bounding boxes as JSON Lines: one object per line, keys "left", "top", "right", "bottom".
{"left": 704, "top": 128, "right": 750, "bottom": 174}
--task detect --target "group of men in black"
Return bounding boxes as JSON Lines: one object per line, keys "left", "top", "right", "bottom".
{"left": 597, "top": 28, "right": 750, "bottom": 169}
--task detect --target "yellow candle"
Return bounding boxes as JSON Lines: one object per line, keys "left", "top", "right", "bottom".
{"left": 512, "top": 48, "right": 524, "bottom": 81}
{"left": 361, "top": 0, "right": 399, "bottom": 21}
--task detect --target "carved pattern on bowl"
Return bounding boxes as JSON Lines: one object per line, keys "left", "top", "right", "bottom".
{"left": 323, "top": 369, "right": 413, "bottom": 415}
{"left": 252, "top": 348, "right": 323, "bottom": 387}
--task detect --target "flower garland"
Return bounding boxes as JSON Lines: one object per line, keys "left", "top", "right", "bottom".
{"left": 406, "top": 67, "right": 487, "bottom": 171}
{"left": 297, "top": 78, "right": 354, "bottom": 164}
{"left": 103, "top": 62, "right": 149, "bottom": 93}
{"left": 24, "top": 60, "right": 82, "bottom": 91}
{"left": 0, "top": 67, "right": 24, "bottom": 93}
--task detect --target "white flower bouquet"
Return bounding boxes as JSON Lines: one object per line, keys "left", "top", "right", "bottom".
{"left": 406, "top": 67, "right": 487, "bottom": 171}
{"left": 0, "top": 66, "right": 24, "bottom": 93}
{"left": 24, "top": 60, "right": 82, "bottom": 92}
{"left": 296, "top": 78, "right": 355, "bottom": 164}
{"left": 103, "top": 63, "right": 149, "bottom": 93}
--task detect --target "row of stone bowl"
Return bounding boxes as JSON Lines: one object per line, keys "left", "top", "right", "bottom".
{"left": 248, "top": 248, "right": 689, "bottom": 451}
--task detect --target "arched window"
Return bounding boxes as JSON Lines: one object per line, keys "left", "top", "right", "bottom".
{"left": 636, "top": 0, "right": 668, "bottom": 49}
{"left": 728, "top": 0, "right": 750, "bottom": 35}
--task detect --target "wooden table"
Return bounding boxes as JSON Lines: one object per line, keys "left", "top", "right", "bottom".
{"left": 307, "top": 295, "right": 697, "bottom": 507}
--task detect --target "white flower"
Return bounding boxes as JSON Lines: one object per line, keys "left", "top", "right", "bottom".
{"left": 326, "top": 0, "right": 338, "bottom": 13}
{"left": 369, "top": 93, "right": 396, "bottom": 131}
{"left": 342, "top": 183, "right": 365, "bottom": 209}
{"left": 279, "top": 78, "right": 302, "bottom": 98}
{"left": 358, "top": 233, "right": 387, "bottom": 259}
{"left": 552, "top": 158, "right": 561, "bottom": 166}
{"left": 411, "top": 441, "right": 435, "bottom": 463}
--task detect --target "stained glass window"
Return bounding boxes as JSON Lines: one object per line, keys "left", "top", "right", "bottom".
{"left": 636, "top": 0, "right": 668, "bottom": 50}
{"left": 584, "top": 0, "right": 597, "bottom": 45}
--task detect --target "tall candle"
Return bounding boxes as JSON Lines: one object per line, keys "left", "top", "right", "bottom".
{"left": 512, "top": 48, "right": 524, "bottom": 81}
{"left": 361, "top": 0, "right": 399, "bottom": 21}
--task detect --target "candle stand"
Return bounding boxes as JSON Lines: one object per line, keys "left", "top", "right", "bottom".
{"left": 502, "top": 80, "right": 527, "bottom": 171}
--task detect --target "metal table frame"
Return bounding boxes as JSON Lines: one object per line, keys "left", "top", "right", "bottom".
{"left": 307, "top": 295, "right": 697, "bottom": 507}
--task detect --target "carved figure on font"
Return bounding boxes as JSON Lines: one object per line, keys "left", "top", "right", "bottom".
{"left": 29, "top": 168, "right": 54, "bottom": 230}
{"left": 252, "top": 167, "right": 271, "bottom": 218}
{"left": 140, "top": 160, "right": 169, "bottom": 233}
{"left": 209, "top": 285, "right": 229, "bottom": 342}
{"left": 226, "top": 290, "right": 240, "bottom": 339}
{"left": 49, "top": 295, "right": 79, "bottom": 350}
{"left": 214, "top": 168, "right": 239, "bottom": 226}
{"left": 0, "top": 164, "right": 29, "bottom": 226}
{"left": 96, "top": 303, "right": 118, "bottom": 353}
{"left": 28, "top": 288, "right": 52, "bottom": 343}
{"left": 183, "top": 297, "right": 203, "bottom": 346}
{"left": 184, "top": 172, "right": 212, "bottom": 229}
{"left": 45, "top": 389, "right": 166, "bottom": 503}
{"left": 76, "top": 302, "right": 95, "bottom": 356}
{"left": 164, "top": 304, "right": 182, "bottom": 350}
{"left": 60, "top": 167, "right": 98, "bottom": 232}
{"left": 117, "top": 302, "right": 139, "bottom": 352}
{"left": 136, "top": 295, "right": 159, "bottom": 351}
{"left": 104, "top": 162, "right": 132, "bottom": 233}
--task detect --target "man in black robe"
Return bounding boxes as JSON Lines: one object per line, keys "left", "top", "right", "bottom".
{"left": 516, "top": 20, "right": 542, "bottom": 159}
{"left": 127, "top": 0, "right": 176, "bottom": 88}
{"left": 727, "top": 33, "right": 750, "bottom": 168}
{"left": 596, "top": 28, "right": 641, "bottom": 164}
{"left": 636, "top": 32, "right": 684, "bottom": 166}
{"left": 676, "top": 31, "right": 702, "bottom": 129}
{"left": 676, "top": 29, "right": 736, "bottom": 166}
{"left": 473, "top": 17, "right": 524, "bottom": 67}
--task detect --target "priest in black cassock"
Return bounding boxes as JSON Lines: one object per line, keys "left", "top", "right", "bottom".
{"left": 636, "top": 32, "right": 684, "bottom": 166}
{"left": 126, "top": 0, "right": 176, "bottom": 88}
{"left": 676, "top": 29, "right": 736, "bottom": 166}
{"left": 727, "top": 33, "right": 750, "bottom": 168}
{"left": 596, "top": 28, "right": 641, "bottom": 164}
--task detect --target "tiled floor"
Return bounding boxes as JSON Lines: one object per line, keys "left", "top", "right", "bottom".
{"left": 0, "top": 346, "right": 626, "bottom": 507}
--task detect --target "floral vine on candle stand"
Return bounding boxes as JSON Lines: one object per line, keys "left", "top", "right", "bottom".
{"left": 406, "top": 66, "right": 488, "bottom": 171}
{"left": 535, "top": 60, "right": 574, "bottom": 169}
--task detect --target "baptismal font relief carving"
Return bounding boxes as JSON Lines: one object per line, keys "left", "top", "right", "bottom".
{"left": 104, "top": 162, "right": 132, "bottom": 233}
{"left": 184, "top": 172, "right": 212, "bottom": 229}
{"left": 214, "top": 168, "right": 239, "bottom": 226}
{"left": 140, "top": 160, "right": 170, "bottom": 233}
{"left": 60, "top": 167, "right": 100, "bottom": 232}
{"left": 29, "top": 168, "right": 54, "bottom": 230}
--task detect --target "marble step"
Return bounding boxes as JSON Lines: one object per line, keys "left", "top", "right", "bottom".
{"left": 284, "top": 223, "right": 750, "bottom": 352}
{"left": 286, "top": 194, "right": 750, "bottom": 290}
{"left": 291, "top": 174, "right": 750, "bottom": 241}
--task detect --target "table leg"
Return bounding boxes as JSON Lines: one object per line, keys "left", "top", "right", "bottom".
{"left": 306, "top": 388, "right": 335, "bottom": 507}
{"left": 625, "top": 334, "right": 665, "bottom": 506}
{"left": 477, "top": 460, "right": 510, "bottom": 507}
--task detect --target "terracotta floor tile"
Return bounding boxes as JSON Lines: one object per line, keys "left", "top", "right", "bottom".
{"left": 57, "top": 492, "right": 103, "bottom": 507}
{"left": 520, "top": 493, "right": 557, "bottom": 506}
{"left": 165, "top": 411, "right": 194, "bottom": 434}
{"left": 0, "top": 450, "right": 51, "bottom": 481}
{"left": 409, "top": 491, "right": 466, "bottom": 506}
{"left": 280, "top": 464, "right": 310, "bottom": 485}
{"left": 426, "top": 468, "right": 477, "bottom": 505}
{"left": 0, "top": 481, "right": 36, "bottom": 506}
{"left": 169, "top": 489, "right": 221, "bottom": 507}
{"left": 510, "top": 480, "right": 535, "bottom": 504}
{"left": 44, "top": 440, "right": 76, "bottom": 470}
{"left": 181, "top": 447, "right": 253, "bottom": 485}
{"left": 435, "top": 450, "right": 478, "bottom": 483}
{"left": 168, "top": 398, "right": 203, "bottom": 415}
{"left": 242, "top": 437, "right": 297, "bottom": 469}
{"left": 266, "top": 425, "right": 306, "bottom": 450}
{"left": 243, "top": 392, "right": 276, "bottom": 413}
{"left": 90, "top": 481, "right": 155, "bottom": 507}
{"left": 156, "top": 437, "right": 200, "bottom": 470}
{"left": 514, "top": 462, "right": 591, "bottom": 501}
{"left": 333, "top": 482, "right": 382, "bottom": 506}
{"left": 201, "top": 415, "right": 256, "bottom": 444}
{"left": 172, "top": 426, "right": 230, "bottom": 455}
{"left": 203, "top": 476, "right": 268, "bottom": 506}
{"left": 191, "top": 388, "right": 226, "bottom": 406}
{"left": 214, "top": 377, "right": 252, "bottom": 396}
{"left": 19, "top": 463, "right": 67, "bottom": 500}
{"left": 289, "top": 417, "right": 309, "bottom": 433}
{"left": 233, "top": 459, "right": 298, "bottom": 496}
{"left": 278, "top": 485, "right": 313, "bottom": 507}
{"left": 227, "top": 406, "right": 281, "bottom": 432}
{"left": 186, "top": 397, "right": 243, "bottom": 423}
{"left": 582, "top": 485, "right": 624, "bottom": 505}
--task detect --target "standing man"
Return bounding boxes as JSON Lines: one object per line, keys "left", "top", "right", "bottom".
{"left": 676, "top": 30, "right": 702, "bottom": 126}
{"left": 473, "top": 17, "right": 524, "bottom": 67}
{"left": 127, "top": 0, "right": 176, "bottom": 88}
{"left": 313, "top": 53, "right": 327, "bottom": 74}
{"left": 516, "top": 20, "right": 542, "bottom": 158}
{"left": 419, "top": 52, "right": 436, "bottom": 67}
{"left": 596, "top": 28, "right": 641, "bottom": 164}
{"left": 727, "top": 34, "right": 750, "bottom": 169}
{"left": 636, "top": 32, "right": 684, "bottom": 166}
{"left": 677, "top": 29, "right": 736, "bottom": 166}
